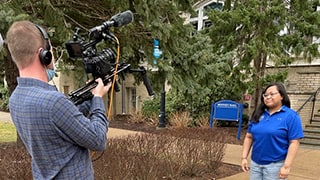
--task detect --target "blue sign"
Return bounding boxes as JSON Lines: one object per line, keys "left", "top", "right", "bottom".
{"left": 209, "top": 100, "right": 244, "bottom": 140}
{"left": 153, "top": 39, "right": 162, "bottom": 65}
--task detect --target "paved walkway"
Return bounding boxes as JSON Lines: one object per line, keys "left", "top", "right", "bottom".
{"left": 221, "top": 144, "right": 320, "bottom": 180}
{"left": 1, "top": 111, "right": 320, "bottom": 179}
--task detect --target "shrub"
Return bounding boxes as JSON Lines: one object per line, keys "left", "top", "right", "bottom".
{"left": 94, "top": 128, "right": 227, "bottom": 179}
{"left": 0, "top": 85, "right": 9, "bottom": 112}
{"left": 168, "top": 111, "right": 192, "bottom": 128}
{"left": 127, "top": 110, "right": 147, "bottom": 124}
{"left": 195, "top": 115, "right": 210, "bottom": 128}
{"left": 0, "top": 128, "right": 227, "bottom": 179}
{"left": 112, "top": 111, "right": 159, "bottom": 126}
{"left": 141, "top": 92, "right": 191, "bottom": 119}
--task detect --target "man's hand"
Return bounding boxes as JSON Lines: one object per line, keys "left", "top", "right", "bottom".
{"left": 91, "top": 78, "right": 112, "bottom": 97}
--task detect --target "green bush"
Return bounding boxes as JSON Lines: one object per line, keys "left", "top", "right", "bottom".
{"left": 0, "top": 85, "right": 9, "bottom": 111}
{"left": 141, "top": 91, "right": 196, "bottom": 121}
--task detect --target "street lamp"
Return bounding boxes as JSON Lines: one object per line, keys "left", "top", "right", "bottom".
{"left": 153, "top": 39, "right": 165, "bottom": 128}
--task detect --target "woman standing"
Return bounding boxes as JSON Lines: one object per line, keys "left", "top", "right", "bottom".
{"left": 241, "top": 82, "right": 304, "bottom": 180}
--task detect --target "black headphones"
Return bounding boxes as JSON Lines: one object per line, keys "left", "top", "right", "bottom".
{"left": 35, "top": 24, "right": 52, "bottom": 66}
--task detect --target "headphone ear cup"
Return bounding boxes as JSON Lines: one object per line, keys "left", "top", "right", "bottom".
{"left": 39, "top": 49, "right": 52, "bottom": 66}
{"left": 35, "top": 24, "right": 52, "bottom": 66}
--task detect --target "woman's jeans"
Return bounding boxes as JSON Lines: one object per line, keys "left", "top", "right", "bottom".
{"left": 250, "top": 160, "right": 286, "bottom": 180}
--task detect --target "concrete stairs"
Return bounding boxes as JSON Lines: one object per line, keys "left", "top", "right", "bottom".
{"left": 301, "top": 114, "right": 320, "bottom": 148}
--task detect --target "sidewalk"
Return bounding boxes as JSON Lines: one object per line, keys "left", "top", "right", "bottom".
{"left": 1, "top": 111, "right": 320, "bottom": 179}
{"left": 0, "top": 111, "right": 13, "bottom": 123}
{"left": 221, "top": 144, "right": 320, "bottom": 180}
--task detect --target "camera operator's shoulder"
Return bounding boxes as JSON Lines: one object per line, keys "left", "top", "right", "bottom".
{"left": 54, "top": 91, "right": 72, "bottom": 102}
{"left": 49, "top": 91, "right": 79, "bottom": 110}
{"left": 43, "top": 90, "right": 72, "bottom": 104}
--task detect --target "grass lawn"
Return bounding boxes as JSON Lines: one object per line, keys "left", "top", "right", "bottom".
{"left": 0, "top": 122, "right": 16, "bottom": 142}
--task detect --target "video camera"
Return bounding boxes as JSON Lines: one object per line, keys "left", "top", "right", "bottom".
{"left": 65, "top": 10, "right": 154, "bottom": 105}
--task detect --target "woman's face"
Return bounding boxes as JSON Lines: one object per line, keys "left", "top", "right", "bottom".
{"left": 263, "top": 85, "right": 283, "bottom": 110}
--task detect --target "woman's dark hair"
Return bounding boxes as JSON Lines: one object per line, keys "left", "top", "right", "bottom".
{"left": 251, "top": 82, "right": 291, "bottom": 123}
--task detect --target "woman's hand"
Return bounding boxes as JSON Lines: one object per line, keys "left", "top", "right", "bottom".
{"left": 279, "top": 166, "right": 290, "bottom": 179}
{"left": 241, "top": 158, "right": 250, "bottom": 172}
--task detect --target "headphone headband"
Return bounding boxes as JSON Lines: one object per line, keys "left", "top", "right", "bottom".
{"left": 34, "top": 24, "right": 52, "bottom": 66}
{"left": 35, "top": 24, "right": 51, "bottom": 50}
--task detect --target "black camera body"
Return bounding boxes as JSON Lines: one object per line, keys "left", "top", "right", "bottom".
{"left": 65, "top": 10, "right": 154, "bottom": 105}
{"left": 66, "top": 27, "right": 116, "bottom": 79}
{"left": 66, "top": 10, "right": 135, "bottom": 79}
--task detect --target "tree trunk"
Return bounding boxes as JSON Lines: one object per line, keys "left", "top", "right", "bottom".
{"left": 3, "top": 45, "right": 24, "bottom": 147}
{"left": 253, "top": 51, "right": 262, "bottom": 111}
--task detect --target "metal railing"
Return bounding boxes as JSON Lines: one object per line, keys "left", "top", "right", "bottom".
{"left": 296, "top": 87, "right": 320, "bottom": 124}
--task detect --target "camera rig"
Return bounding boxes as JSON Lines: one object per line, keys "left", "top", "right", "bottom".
{"left": 65, "top": 10, "right": 154, "bottom": 106}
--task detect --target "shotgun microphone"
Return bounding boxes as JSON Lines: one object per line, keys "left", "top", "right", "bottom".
{"left": 89, "top": 10, "right": 133, "bottom": 35}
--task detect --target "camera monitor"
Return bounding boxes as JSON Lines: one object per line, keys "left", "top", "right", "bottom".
{"left": 65, "top": 41, "right": 83, "bottom": 58}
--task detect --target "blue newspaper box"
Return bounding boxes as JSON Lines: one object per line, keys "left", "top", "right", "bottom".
{"left": 209, "top": 100, "right": 244, "bottom": 140}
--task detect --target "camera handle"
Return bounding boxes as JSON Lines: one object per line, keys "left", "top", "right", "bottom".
{"left": 128, "top": 66, "right": 155, "bottom": 96}
{"left": 68, "top": 63, "right": 154, "bottom": 105}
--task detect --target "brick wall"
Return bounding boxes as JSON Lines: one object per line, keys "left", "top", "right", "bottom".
{"left": 268, "top": 65, "right": 320, "bottom": 126}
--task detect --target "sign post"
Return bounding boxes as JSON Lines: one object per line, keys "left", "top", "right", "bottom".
{"left": 209, "top": 100, "right": 244, "bottom": 140}
{"left": 153, "top": 39, "right": 166, "bottom": 128}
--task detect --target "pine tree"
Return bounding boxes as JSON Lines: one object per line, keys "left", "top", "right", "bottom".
{"left": 207, "top": 0, "right": 320, "bottom": 108}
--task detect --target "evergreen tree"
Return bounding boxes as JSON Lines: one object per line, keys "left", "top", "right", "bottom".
{"left": 4, "top": 0, "right": 319, "bottom": 122}
{"left": 1, "top": 0, "right": 195, "bottom": 90}
{"left": 207, "top": 0, "right": 320, "bottom": 108}
{"left": 168, "top": 31, "right": 248, "bottom": 117}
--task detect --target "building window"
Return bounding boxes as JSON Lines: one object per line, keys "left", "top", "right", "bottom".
{"left": 131, "top": 88, "right": 137, "bottom": 111}
{"left": 126, "top": 87, "right": 137, "bottom": 113}
{"left": 204, "top": 19, "right": 212, "bottom": 28}
{"left": 204, "top": 2, "right": 223, "bottom": 13}
{"left": 190, "top": 1, "right": 224, "bottom": 31}
{"left": 191, "top": 21, "right": 198, "bottom": 30}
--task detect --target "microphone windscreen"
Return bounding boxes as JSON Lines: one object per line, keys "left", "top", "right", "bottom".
{"left": 111, "top": 10, "right": 134, "bottom": 27}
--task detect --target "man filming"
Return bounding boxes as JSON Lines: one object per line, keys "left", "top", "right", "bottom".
{"left": 6, "top": 20, "right": 111, "bottom": 179}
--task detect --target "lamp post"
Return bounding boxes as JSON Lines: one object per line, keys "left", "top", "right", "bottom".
{"left": 158, "top": 81, "right": 166, "bottom": 128}
{"left": 153, "top": 39, "right": 165, "bottom": 128}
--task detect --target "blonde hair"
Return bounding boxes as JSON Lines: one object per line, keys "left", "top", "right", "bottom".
{"left": 6, "top": 20, "right": 45, "bottom": 69}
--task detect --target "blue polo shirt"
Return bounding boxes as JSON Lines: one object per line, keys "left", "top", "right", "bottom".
{"left": 248, "top": 106, "right": 304, "bottom": 165}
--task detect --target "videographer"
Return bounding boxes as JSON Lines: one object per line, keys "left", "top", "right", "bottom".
{"left": 6, "top": 20, "right": 111, "bottom": 179}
